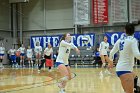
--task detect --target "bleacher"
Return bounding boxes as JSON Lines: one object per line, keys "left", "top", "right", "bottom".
{"left": 52, "top": 46, "right": 95, "bottom": 67}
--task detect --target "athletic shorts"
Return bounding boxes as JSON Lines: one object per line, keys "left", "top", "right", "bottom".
{"left": 100, "top": 51, "right": 107, "bottom": 56}
{"left": 0, "top": 54, "right": 4, "bottom": 56}
{"left": 10, "top": 55, "right": 16, "bottom": 61}
{"left": 20, "top": 53, "right": 25, "bottom": 56}
{"left": 27, "top": 55, "right": 32, "bottom": 58}
{"left": 55, "top": 62, "right": 69, "bottom": 67}
{"left": 116, "top": 71, "right": 132, "bottom": 77}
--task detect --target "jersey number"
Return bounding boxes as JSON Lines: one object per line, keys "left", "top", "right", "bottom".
{"left": 105, "top": 46, "right": 107, "bottom": 49}
{"left": 66, "top": 49, "right": 69, "bottom": 53}
{"left": 119, "top": 41, "right": 125, "bottom": 51}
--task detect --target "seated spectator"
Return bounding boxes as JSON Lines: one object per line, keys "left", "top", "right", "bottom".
{"left": 94, "top": 47, "right": 102, "bottom": 66}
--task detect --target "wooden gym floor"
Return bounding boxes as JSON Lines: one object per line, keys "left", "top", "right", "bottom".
{"left": 0, "top": 67, "right": 140, "bottom": 93}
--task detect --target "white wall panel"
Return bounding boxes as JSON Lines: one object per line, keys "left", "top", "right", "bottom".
{"left": 22, "top": 0, "right": 44, "bottom": 30}
{"left": 46, "top": 0, "right": 73, "bottom": 29}
{"left": 0, "top": 0, "right": 10, "bottom": 30}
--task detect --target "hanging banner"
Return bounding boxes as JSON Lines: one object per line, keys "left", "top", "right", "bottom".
{"left": 111, "top": 0, "right": 128, "bottom": 23}
{"left": 129, "top": 0, "right": 140, "bottom": 23}
{"left": 105, "top": 31, "right": 140, "bottom": 45}
{"left": 30, "top": 34, "right": 95, "bottom": 48}
{"left": 93, "top": 0, "right": 108, "bottom": 24}
{"left": 74, "top": 0, "right": 90, "bottom": 25}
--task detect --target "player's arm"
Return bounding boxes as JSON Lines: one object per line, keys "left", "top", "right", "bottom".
{"left": 71, "top": 43, "right": 80, "bottom": 54}
{"left": 40, "top": 46, "right": 42, "bottom": 52}
{"left": 34, "top": 47, "right": 36, "bottom": 53}
{"left": 132, "top": 39, "right": 140, "bottom": 60}
{"left": 109, "top": 40, "right": 120, "bottom": 61}
{"left": 3, "top": 48, "right": 5, "bottom": 53}
{"left": 109, "top": 39, "right": 120, "bottom": 67}
{"left": 99, "top": 42, "right": 102, "bottom": 52}
{"left": 8, "top": 49, "right": 10, "bottom": 54}
{"left": 44, "top": 48, "right": 46, "bottom": 55}
{"left": 24, "top": 47, "right": 26, "bottom": 53}
{"left": 107, "top": 43, "right": 110, "bottom": 52}
{"left": 17, "top": 48, "right": 20, "bottom": 52}
{"left": 60, "top": 40, "right": 73, "bottom": 47}
{"left": 14, "top": 49, "right": 17, "bottom": 54}
{"left": 31, "top": 49, "right": 33, "bottom": 55}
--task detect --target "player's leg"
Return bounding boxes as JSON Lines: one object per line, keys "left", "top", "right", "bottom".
{"left": 11, "top": 55, "right": 14, "bottom": 68}
{"left": 132, "top": 72, "right": 140, "bottom": 92}
{"left": 20, "top": 55, "right": 23, "bottom": 67}
{"left": 104, "top": 55, "right": 113, "bottom": 74}
{"left": 38, "top": 54, "right": 41, "bottom": 67}
{"left": 57, "top": 63, "right": 69, "bottom": 93}
{"left": 35, "top": 53, "right": 39, "bottom": 68}
{"left": 119, "top": 73, "right": 134, "bottom": 93}
{"left": 38, "top": 58, "right": 45, "bottom": 72}
{"left": 28, "top": 58, "right": 31, "bottom": 67}
{"left": 1, "top": 55, "right": 4, "bottom": 64}
{"left": 66, "top": 65, "right": 72, "bottom": 80}
{"left": 31, "top": 59, "right": 33, "bottom": 68}
{"left": 14, "top": 55, "right": 18, "bottom": 68}
{"left": 0, "top": 56, "right": 2, "bottom": 67}
{"left": 100, "top": 55, "right": 106, "bottom": 68}
{"left": 59, "top": 65, "right": 72, "bottom": 89}
{"left": 100, "top": 55, "right": 106, "bottom": 75}
{"left": 22, "top": 55, "right": 25, "bottom": 66}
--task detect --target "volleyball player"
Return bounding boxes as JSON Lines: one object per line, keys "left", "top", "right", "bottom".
{"left": 34, "top": 42, "right": 42, "bottom": 68}
{"left": 27, "top": 46, "right": 33, "bottom": 67}
{"left": 109, "top": 22, "right": 140, "bottom": 93}
{"left": 38, "top": 43, "right": 53, "bottom": 72}
{"left": 55, "top": 33, "right": 80, "bottom": 93}
{"left": 99, "top": 36, "right": 112, "bottom": 76}
{"left": 0, "top": 43, "right": 5, "bottom": 68}
{"left": 8, "top": 46, "right": 17, "bottom": 68}
{"left": 18, "top": 44, "right": 26, "bottom": 67}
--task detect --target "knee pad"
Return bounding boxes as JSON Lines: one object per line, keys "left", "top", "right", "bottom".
{"left": 60, "top": 76, "right": 69, "bottom": 82}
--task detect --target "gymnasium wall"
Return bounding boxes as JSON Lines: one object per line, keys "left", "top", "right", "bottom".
{"left": 0, "top": 0, "right": 12, "bottom": 51}
{"left": 22, "top": 0, "right": 73, "bottom": 30}
{"left": 0, "top": 0, "right": 140, "bottom": 47}
{"left": 0, "top": 0, "right": 10, "bottom": 30}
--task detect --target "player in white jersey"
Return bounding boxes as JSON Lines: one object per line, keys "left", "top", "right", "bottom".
{"left": 8, "top": 46, "right": 17, "bottom": 68}
{"left": 34, "top": 42, "right": 42, "bottom": 67}
{"left": 0, "top": 43, "right": 5, "bottom": 68}
{"left": 99, "top": 36, "right": 112, "bottom": 75}
{"left": 38, "top": 43, "right": 53, "bottom": 72}
{"left": 18, "top": 44, "right": 26, "bottom": 67}
{"left": 55, "top": 33, "right": 80, "bottom": 93}
{"left": 27, "top": 46, "right": 33, "bottom": 67}
{"left": 109, "top": 23, "right": 140, "bottom": 93}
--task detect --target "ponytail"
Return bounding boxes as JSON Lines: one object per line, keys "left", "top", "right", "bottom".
{"left": 60, "top": 34, "right": 67, "bottom": 43}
